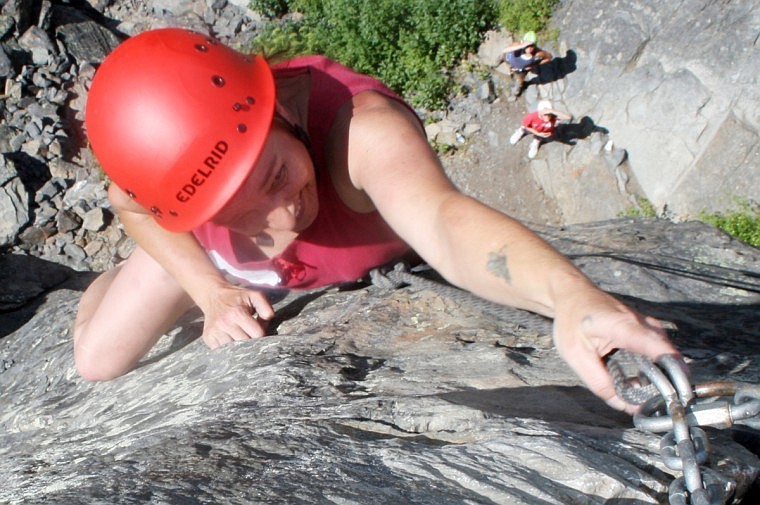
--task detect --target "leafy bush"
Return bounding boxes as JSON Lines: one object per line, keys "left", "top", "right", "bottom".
{"left": 250, "top": 20, "right": 307, "bottom": 58}
{"left": 497, "top": 0, "right": 558, "bottom": 35}
{"left": 249, "top": 0, "right": 291, "bottom": 18}
{"left": 699, "top": 199, "right": 760, "bottom": 248}
{"left": 249, "top": 0, "right": 497, "bottom": 110}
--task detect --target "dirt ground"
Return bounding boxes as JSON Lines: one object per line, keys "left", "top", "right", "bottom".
{"left": 440, "top": 91, "right": 564, "bottom": 228}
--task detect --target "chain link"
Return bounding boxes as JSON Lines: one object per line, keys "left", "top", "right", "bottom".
{"left": 607, "top": 350, "right": 760, "bottom": 504}
{"left": 367, "top": 264, "right": 758, "bottom": 504}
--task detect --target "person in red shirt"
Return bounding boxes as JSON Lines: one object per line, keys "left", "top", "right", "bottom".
{"left": 511, "top": 100, "right": 572, "bottom": 158}
{"left": 75, "top": 28, "right": 678, "bottom": 415}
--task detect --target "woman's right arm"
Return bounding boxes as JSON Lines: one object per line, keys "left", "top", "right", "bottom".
{"left": 503, "top": 41, "right": 531, "bottom": 53}
{"left": 109, "top": 184, "right": 275, "bottom": 347}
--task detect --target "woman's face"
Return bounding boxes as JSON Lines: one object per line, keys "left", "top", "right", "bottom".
{"left": 211, "top": 123, "right": 318, "bottom": 236}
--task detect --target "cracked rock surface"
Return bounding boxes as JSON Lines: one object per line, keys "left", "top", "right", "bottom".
{"left": 1, "top": 220, "right": 759, "bottom": 503}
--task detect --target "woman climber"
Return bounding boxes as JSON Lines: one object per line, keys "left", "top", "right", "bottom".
{"left": 75, "top": 28, "right": 679, "bottom": 414}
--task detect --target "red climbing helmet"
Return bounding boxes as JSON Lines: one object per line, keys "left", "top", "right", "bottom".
{"left": 85, "top": 28, "right": 276, "bottom": 232}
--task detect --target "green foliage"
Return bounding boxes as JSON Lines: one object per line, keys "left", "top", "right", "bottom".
{"left": 619, "top": 197, "right": 658, "bottom": 218}
{"left": 496, "top": 0, "right": 558, "bottom": 35}
{"left": 249, "top": 0, "right": 291, "bottom": 18}
{"left": 249, "top": 20, "right": 307, "bottom": 60}
{"left": 249, "top": 0, "right": 497, "bottom": 110}
{"left": 699, "top": 199, "right": 760, "bottom": 248}
{"left": 432, "top": 140, "right": 458, "bottom": 156}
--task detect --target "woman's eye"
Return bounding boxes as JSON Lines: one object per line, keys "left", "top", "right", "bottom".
{"left": 271, "top": 165, "right": 287, "bottom": 191}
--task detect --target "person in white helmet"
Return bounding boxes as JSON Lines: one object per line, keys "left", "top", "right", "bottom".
{"left": 75, "top": 28, "right": 679, "bottom": 415}
{"left": 510, "top": 100, "right": 572, "bottom": 158}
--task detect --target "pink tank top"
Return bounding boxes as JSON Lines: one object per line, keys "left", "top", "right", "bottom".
{"left": 192, "top": 56, "right": 414, "bottom": 289}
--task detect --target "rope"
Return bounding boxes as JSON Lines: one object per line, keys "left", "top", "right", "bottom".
{"left": 368, "top": 262, "right": 553, "bottom": 334}
{"left": 369, "top": 265, "right": 758, "bottom": 503}
{"left": 606, "top": 349, "right": 661, "bottom": 405}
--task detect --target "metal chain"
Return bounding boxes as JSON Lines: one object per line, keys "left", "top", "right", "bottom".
{"left": 369, "top": 264, "right": 760, "bottom": 504}
{"left": 608, "top": 350, "right": 760, "bottom": 504}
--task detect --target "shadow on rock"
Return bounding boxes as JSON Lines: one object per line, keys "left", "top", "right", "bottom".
{"left": 269, "top": 288, "right": 328, "bottom": 331}
{"left": 0, "top": 254, "right": 96, "bottom": 338}
{"left": 528, "top": 49, "right": 578, "bottom": 87}
{"left": 135, "top": 308, "right": 205, "bottom": 369}
{"left": 440, "top": 384, "right": 631, "bottom": 428}
{"left": 4, "top": 152, "right": 52, "bottom": 195}
{"left": 620, "top": 297, "right": 760, "bottom": 357}
{"left": 554, "top": 116, "right": 609, "bottom": 145}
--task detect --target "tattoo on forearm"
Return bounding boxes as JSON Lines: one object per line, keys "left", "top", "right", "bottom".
{"left": 486, "top": 249, "right": 511, "bottom": 284}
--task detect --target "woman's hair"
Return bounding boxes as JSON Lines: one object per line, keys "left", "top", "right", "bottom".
{"left": 273, "top": 111, "right": 312, "bottom": 151}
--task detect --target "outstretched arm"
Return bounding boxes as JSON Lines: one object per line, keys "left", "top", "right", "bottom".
{"left": 503, "top": 40, "right": 533, "bottom": 53}
{"left": 495, "top": 41, "right": 533, "bottom": 66}
{"left": 346, "top": 93, "right": 678, "bottom": 413}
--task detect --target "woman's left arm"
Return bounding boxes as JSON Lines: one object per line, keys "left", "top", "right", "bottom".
{"left": 346, "top": 93, "right": 679, "bottom": 412}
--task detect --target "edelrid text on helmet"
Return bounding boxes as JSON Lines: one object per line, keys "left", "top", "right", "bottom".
{"left": 85, "top": 28, "right": 276, "bottom": 232}
{"left": 175, "top": 140, "right": 229, "bottom": 203}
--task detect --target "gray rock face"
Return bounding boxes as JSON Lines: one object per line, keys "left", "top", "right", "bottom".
{"left": 538, "top": 0, "right": 759, "bottom": 220}
{"left": 1, "top": 220, "right": 759, "bottom": 503}
{"left": 0, "top": 1, "right": 759, "bottom": 502}
{"left": 442, "top": 0, "right": 759, "bottom": 225}
{"left": 0, "top": 0, "right": 263, "bottom": 273}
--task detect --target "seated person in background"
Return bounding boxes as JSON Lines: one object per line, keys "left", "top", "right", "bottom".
{"left": 511, "top": 100, "right": 572, "bottom": 158}
{"left": 496, "top": 31, "right": 553, "bottom": 97}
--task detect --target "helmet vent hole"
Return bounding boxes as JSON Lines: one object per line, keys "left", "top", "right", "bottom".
{"left": 169, "top": 210, "right": 178, "bottom": 217}
{"left": 237, "top": 124, "right": 247, "bottom": 133}
{"left": 246, "top": 96, "right": 255, "bottom": 105}
{"left": 194, "top": 44, "right": 208, "bottom": 52}
{"left": 212, "top": 75, "right": 225, "bottom": 87}
{"left": 126, "top": 189, "right": 136, "bottom": 199}
{"left": 233, "top": 103, "right": 242, "bottom": 111}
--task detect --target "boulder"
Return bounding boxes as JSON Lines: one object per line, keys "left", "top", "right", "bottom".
{"left": 1, "top": 220, "right": 758, "bottom": 503}
{"left": 542, "top": 0, "right": 760, "bottom": 219}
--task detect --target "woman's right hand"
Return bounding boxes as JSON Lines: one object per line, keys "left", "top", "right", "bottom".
{"left": 108, "top": 185, "right": 278, "bottom": 350}
{"left": 199, "top": 282, "right": 275, "bottom": 349}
